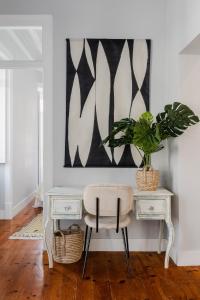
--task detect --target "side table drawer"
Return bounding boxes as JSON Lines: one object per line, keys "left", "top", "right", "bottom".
{"left": 51, "top": 197, "right": 82, "bottom": 219}
{"left": 136, "top": 199, "right": 165, "bottom": 215}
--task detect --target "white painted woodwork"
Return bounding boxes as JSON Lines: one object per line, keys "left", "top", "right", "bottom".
{"left": 134, "top": 188, "right": 174, "bottom": 268}
{"left": 44, "top": 187, "right": 83, "bottom": 268}
{"left": 45, "top": 186, "right": 174, "bottom": 269}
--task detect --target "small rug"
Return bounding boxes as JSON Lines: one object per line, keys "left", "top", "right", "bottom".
{"left": 9, "top": 213, "right": 44, "bottom": 240}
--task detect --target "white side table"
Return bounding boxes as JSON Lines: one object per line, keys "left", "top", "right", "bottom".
{"left": 134, "top": 188, "right": 174, "bottom": 268}
{"left": 44, "top": 187, "right": 83, "bottom": 268}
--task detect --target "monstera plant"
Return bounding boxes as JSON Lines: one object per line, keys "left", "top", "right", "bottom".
{"left": 103, "top": 102, "right": 199, "bottom": 190}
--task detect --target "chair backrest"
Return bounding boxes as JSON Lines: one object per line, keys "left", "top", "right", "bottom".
{"left": 83, "top": 184, "right": 133, "bottom": 217}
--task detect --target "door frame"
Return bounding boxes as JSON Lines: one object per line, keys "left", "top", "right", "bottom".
{"left": 0, "top": 15, "right": 53, "bottom": 218}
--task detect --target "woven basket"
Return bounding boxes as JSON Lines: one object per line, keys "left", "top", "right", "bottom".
{"left": 136, "top": 168, "right": 160, "bottom": 191}
{"left": 53, "top": 224, "right": 84, "bottom": 264}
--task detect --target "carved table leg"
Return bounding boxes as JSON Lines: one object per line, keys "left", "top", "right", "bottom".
{"left": 164, "top": 220, "right": 174, "bottom": 268}
{"left": 44, "top": 218, "right": 54, "bottom": 268}
{"left": 158, "top": 220, "right": 164, "bottom": 254}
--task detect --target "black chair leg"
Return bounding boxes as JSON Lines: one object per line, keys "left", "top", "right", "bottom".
{"left": 122, "top": 227, "right": 132, "bottom": 275}
{"left": 83, "top": 225, "right": 88, "bottom": 254}
{"left": 121, "top": 228, "right": 129, "bottom": 265}
{"left": 82, "top": 227, "right": 92, "bottom": 279}
{"left": 125, "top": 227, "right": 130, "bottom": 258}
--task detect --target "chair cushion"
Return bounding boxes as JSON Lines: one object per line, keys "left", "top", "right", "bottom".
{"left": 84, "top": 213, "right": 131, "bottom": 229}
{"left": 84, "top": 184, "right": 133, "bottom": 216}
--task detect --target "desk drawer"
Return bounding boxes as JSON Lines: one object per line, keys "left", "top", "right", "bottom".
{"left": 137, "top": 199, "right": 165, "bottom": 215}
{"left": 52, "top": 198, "right": 81, "bottom": 215}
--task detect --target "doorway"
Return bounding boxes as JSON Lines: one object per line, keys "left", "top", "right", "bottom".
{"left": 0, "top": 16, "right": 53, "bottom": 219}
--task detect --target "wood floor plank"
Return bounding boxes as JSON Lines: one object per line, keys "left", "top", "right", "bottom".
{"left": 1, "top": 203, "right": 200, "bottom": 299}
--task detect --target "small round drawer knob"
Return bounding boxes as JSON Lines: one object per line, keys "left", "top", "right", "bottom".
{"left": 65, "top": 206, "right": 71, "bottom": 211}
{"left": 149, "top": 206, "right": 154, "bottom": 211}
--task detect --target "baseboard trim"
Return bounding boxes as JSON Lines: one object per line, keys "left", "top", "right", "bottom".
{"left": 43, "top": 238, "right": 168, "bottom": 252}
{"left": 12, "top": 190, "right": 36, "bottom": 218}
{"left": 89, "top": 238, "right": 167, "bottom": 252}
{"left": 0, "top": 202, "right": 12, "bottom": 219}
{"left": 169, "top": 245, "right": 177, "bottom": 265}
{"left": 177, "top": 251, "right": 200, "bottom": 266}
{"left": 0, "top": 209, "right": 5, "bottom": 219}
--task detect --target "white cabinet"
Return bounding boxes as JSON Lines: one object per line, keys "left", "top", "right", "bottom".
{"left": 134, "top": 188, "right": 174, "bottom": 268}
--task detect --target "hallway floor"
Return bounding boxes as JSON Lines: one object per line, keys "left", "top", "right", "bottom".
{"left": 0, "top": 203, "right": 200, "bottom": 300}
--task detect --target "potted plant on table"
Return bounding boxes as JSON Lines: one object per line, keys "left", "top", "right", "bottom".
{"left": 103, "top": 102, "right": 199, "bottom": 191}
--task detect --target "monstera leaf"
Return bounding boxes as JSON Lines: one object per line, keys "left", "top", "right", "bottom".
{"left": 156, "top": 102, "right": 199, "bottom": 140}
{"left": 140, "top": 111, "right": 154, "bottom": 125}
{"left": 102, "top": 102, "right": 199, "bottom": 167}
{"left": 102, "top": 118, "right": 136, "bottom": 148}
{"left": 133, "top": 112, "right": 163, "bottom": 154}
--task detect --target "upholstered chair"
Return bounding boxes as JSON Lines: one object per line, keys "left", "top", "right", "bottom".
{"left": 82, "top": 184, "right": 133, "bottom": 278}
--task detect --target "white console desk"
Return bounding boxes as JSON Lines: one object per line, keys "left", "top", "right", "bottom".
{"left": 44, "top": 187, "right": 174, "bottom": 269}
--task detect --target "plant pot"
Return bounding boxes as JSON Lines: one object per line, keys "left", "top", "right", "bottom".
{"left": 136, "top": 168, "right": 160, "bottom": 191}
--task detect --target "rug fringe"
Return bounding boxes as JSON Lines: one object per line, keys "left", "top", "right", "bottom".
{"left": 9, "top": 213, "right": 44, "bottom": 240}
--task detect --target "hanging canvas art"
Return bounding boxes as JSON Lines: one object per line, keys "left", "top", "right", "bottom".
{"left": 64, "top": 39, "right": 151, "bottom": 167}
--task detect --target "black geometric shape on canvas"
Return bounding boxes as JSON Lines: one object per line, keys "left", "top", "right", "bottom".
{"left": 66, "top": 39, "right": 76, "bottom": 105}
{"left": 87, "top": 39, "right": 99, "bottom": 76}
{"left": 101, "top": 39, "right": 125, "bottom": 83}
{"left": 64, "top": 39, "right": 77, "bottom": 167}
{"left": 77, "top": 45, "right": 95, "bottom": 115}
{"left": 101, "top": 39, "right": 126, "bottom": 134}
{"left": 65, "top": 38, "right": 151, "bottom": 168}
{"left": 140, "top": 40, "right": 151, "bottom": 111}
{"left": 118, "top": 145, "right": 137, "bottom": 167}
{"left": 73, "top": 147, "right": 83, "bottom": 167}
{"left": 86, "top": 110, "right": 113, "bottom": 167}
{"left": 127, "top": 40, "right": 139, "bottom": 107}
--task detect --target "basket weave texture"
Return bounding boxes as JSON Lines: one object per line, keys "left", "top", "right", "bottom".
{"left": 136, "top": 168, "right": 160, "bottom": 191}
{"left": 53, "top": 224, "right": 84, "bottom": 264}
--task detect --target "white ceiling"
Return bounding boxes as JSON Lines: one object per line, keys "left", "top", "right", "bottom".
{"left": 0, "top": 27, "right": 42, "bottom": 61}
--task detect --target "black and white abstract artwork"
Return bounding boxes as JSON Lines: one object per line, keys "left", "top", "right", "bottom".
{"left": 65, "top": 39, "right": 151, "bottom": 167}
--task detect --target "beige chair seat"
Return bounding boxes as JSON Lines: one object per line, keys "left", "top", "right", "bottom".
{"left": 84, "top": 213, "right": 131, "bottom": 229}
{"left": 82, "top": 184, "right": 133, "bottom": 278}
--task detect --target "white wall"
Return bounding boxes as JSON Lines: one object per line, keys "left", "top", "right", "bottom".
{"left": 53, "top": 0, "right": 168, "bottom": 189}
{"left": 0, "top": 0, "right": 169, "bottom": 242}
{"left": 51, "top": 0, "right": 168, "bottom": 241}
{"left": 179, "top": 55, "right": 200, "bottom": 252}
{"left": 0, "top": 3, "right": 170, "bottom": 255}
{"left": 11, "top": 69, "right": 38, "bottom": 212}
{"left": 165, "top": 0, "right": 200, "bottom": 265}
{"left": 0, "top": 0, "right": 168, "bottom": 182}
{"left": 0, "top": 0, "right": 200, "bottom": 261}
{"left": 0, "top": 68, "right": 39, "bottom": 218}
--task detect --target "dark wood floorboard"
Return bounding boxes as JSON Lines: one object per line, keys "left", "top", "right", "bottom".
{"left": 1, "top": 202, "right": 200, "bottom": 299}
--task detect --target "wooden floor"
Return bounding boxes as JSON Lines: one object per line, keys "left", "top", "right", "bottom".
{"left": 1, "top": 204, "right": 200, "bottom": 300}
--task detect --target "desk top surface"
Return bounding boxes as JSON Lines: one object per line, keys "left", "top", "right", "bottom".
{"left": 47, "top": 186, "right": 173, "bottom": 197}
{"left": 47, "top": 186, "right": 84, "bottom": 196}
{"left": 134, "top": 188, "right": 173, "bottom": 196}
